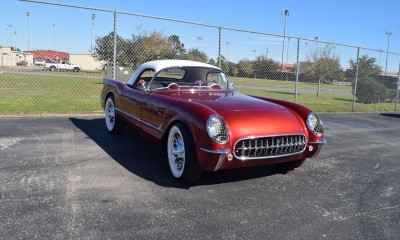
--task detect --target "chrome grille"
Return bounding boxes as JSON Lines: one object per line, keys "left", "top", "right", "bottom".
{"left": 234, "top": 135, "right": 306, "bottom": 160}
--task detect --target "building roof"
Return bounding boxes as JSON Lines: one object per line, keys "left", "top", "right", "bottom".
{"left": 25, "top": 50, "right": 69, "bottom": 60}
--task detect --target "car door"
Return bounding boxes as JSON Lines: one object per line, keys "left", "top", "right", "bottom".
{"left": 118, "top": 85, "right": 145, "bottom": 130}
{"left": 117, "top": 68, "right": 155, "bottom": 130}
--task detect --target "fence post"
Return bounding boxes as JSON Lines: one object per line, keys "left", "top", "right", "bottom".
{"left": 294, "top": 38, "right": 300, "bottom": 103}
{"left": 113, "top": 10, "right": 117, "bottom": 80}
{"left": 395, "top": 62, "right": 400, "bottom": 112}
{"left": 351, "top": 47, "right": 360, "bottom": 112}
{"left": 218, "top": 26, "right": 222, "bottom": 68}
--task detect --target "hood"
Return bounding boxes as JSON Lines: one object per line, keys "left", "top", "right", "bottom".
{"left": 178, "top": 91, "right": 287, "bottom": 112}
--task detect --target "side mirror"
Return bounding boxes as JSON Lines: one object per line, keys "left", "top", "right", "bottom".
{"left": 230, "top": 82, "right": 236, "bottom": 90}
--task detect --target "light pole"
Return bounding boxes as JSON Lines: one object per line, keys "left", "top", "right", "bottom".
{"left": 53, "top": 23, "right": 56, "bottom": 51}
{"left": 304, "top": 42, "right": 308, "bottom": 59}
{"left": 7, "top": 24, "right": 12, "bottom": 47}
{"left": 196, "top": 36, "right": 202, "bottom": 49}
{"left": 225, "top": 41, "right": 230, "bottom": 60}
{"left": 91, "top": 13, "right": 95, "bottom": 53}
{"left": 286, "top": 37, "right": 290, "bottom": 64}
{"left": 266, "top": 47, "right": 269, "bottom": 58}
{"left": 280, "top": 10, "right": 289, "bottom": 77}
{"left": 385, "top": 30, "right": 394, "bottom": 76}
{"left": 26, "top": 11, "right": 30, "bottom": 50}
{"left": 15, "top": 31, "right": 17, "bottom": 50}
{"left": 378, "top": 49, "right": 383, "bottom": 67}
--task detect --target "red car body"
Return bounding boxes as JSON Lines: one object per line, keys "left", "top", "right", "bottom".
{"left": 100, "top": 60, "right": 325, "bottom": 181}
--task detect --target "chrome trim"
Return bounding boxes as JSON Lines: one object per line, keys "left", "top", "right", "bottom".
{"left": 309, "top": 139, "right": 326, "bottom": 158}
{"left": 99, "top": 98, "right": 105, "bottom": 103}
{"left": 307, "top": 112, "right": 324, "bottom": 136}
{"left": 233, "top": 134, "right": 307, "bottom": 160}
{"left": 200, "top": 148, "right": 230, "bottom": 171}
{"left": 115, "top": 108, "right": 164, "bottom": 133}
{"left": 309, "top": 138, "right": 327, "bottom": 145}
{"left": 206, "top": 114, "right": 229, "bottom": 144}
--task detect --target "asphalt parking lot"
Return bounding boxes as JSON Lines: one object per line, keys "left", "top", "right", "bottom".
{"left": 0, "top": 113, "right": 399, "bottom": 239}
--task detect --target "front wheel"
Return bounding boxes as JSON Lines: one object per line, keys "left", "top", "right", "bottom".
{"left": 104, "top": 96, "right": 125, "bottom": 134}
{"left": 167, "top": 123, "right": 202, "bottom": 182}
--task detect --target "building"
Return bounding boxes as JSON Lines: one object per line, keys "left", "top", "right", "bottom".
{"left": 0, "top": 46, "right": 34, "bottom": 66}
{"left": 69, "top": 53, "right": 106, "bottom": 71}
{"left": 25, "top": 49, "right": 69, "bottom": 62}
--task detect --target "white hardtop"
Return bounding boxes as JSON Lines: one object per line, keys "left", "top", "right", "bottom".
{"left": 127, "top": 60, "right": 221, "bottom": 85}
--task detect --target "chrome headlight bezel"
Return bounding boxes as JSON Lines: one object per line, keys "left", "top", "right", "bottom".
{"left": 307, "top": 112, "right": 324, "bottom": 136}
{"left": 206, "top": 115, "right": 229, "bottom": 144}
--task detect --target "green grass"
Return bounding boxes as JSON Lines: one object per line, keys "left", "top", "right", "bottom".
{"left": 0, "top": 72, "right": 103, "bottom": 114}
{"left": 0, "top": 73, "right": 397, "bottom": 114}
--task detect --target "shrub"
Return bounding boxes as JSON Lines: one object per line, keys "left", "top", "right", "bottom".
{"left": 355, "top": 77, "right": 387, "bottom": 103}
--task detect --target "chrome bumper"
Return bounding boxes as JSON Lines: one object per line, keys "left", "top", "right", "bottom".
{"left": 200, "top": 148, "right": 231, "bottom": 171}
{"left": 309, "top": 138, "right": 326, "bottom": 158}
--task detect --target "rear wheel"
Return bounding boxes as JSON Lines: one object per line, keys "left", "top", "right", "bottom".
{"left": 104, "top": 96, "right": 125, "bottom": 134}
{"left": 167, "top": 123, "right": 202, "bottom": 182}
{"left": 50, "top": 66, "right": 56, "bottom": 71}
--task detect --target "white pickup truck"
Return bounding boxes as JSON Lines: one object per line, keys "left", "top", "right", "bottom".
{"left": 45, "top": 60, "right": 81, "bottom": 72}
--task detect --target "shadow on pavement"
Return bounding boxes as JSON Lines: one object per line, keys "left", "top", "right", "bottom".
{"left": 380, "top": 113, "right": 400, "bottom": 119}
{"left": 70, "top": 118, "right": 287, "bottom": 188}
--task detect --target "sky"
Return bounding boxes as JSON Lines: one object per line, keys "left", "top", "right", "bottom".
{"left": 3, "top": 0, "right": 400, "bottom": 70}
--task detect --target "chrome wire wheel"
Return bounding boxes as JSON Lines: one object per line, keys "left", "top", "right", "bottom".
{"left": 105, "top": 98, "right": 116, "bottom": 131}
{"left": 167, "top": 126, "right": 186, "bottom": 178}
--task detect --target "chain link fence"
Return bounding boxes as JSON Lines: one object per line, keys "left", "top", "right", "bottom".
{"left": 1, "top": 0, "right": 399, "bottom": 114}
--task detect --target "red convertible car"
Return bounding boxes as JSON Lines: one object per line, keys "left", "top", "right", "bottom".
{"left": 100, "top": 60, "right": 325, "bottom": 182}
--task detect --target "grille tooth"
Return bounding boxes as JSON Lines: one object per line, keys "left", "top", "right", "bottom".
{"left": 234, "top": 135, "right": 306, "bottom": 160}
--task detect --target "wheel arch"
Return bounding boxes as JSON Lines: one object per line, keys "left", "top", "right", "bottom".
{"left": 161, "top": 119, "right": 193, "bottom": 155}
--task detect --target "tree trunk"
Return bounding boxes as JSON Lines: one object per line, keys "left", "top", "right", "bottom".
{"left": 317, "top": 80, "right": 321, "bottom": 97}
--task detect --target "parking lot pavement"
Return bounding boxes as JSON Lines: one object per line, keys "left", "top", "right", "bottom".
{"left": 0, "top": 113, "right": 399, "bottom": 239}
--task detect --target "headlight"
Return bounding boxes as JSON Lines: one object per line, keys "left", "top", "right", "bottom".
{"left": 307, "top": 112, "right": 324, "bottom": 136}
{"left": 206, "top": 115, "right": 229, "bottom": 144}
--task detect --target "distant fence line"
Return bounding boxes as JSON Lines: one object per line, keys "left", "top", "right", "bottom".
{"left": 2, "top": 0, "right": 399, "bottom": 114}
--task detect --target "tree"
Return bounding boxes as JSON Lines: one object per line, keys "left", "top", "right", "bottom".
{"left": 168, "top": 35, "right": 186, "bottom": 58}
{"left": 346, "top": 56, "right": 389, "bottom": 104}
{"left": 127, "top": 30, "right": 175, "bottom": 67}
{"left": 305, "top": 44, "right": 343, "bottom": 97}
{"left": 93, "top": 32, "right": 128, "bottom": 65}
{"left": 184, "top": 48, "right": 208, "bottom": 63}
{"left": 237, "top": 59, "right": 254, "bottom": 77}
{"left": 345, "top": 55, "right": 382, "bottom": 80}
{"left": 253, "top": 55, "right": 279, "bottom": 79}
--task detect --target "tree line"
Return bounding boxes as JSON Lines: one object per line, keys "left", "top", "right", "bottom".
{"left": 93, "top": 30, "right": 398, "bottom": 104}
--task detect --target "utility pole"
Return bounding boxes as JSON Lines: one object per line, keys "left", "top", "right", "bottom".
{"left": 26, "top": 11, "right": 30, "bottom": 50}
{"left": 196, "top": 36, "right": 202, "bottom": 49}
{"left": 385, "top": 31, "right": 394, "bottom": 76}
{"left": 53, "top": 23, "right": 56, "bottom": 51}
{"left": 91, "top": 13, "right": 95, "bottom": 53}
{"left": 280, "top": 10, "right": 289, "bottom": 80}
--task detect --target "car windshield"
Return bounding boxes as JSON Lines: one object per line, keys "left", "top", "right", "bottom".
{"left": 149, "top": 66, "right": 231, "bottom": 91}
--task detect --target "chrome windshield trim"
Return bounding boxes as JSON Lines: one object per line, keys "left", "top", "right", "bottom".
{"left": 309, "top": 138, "right": 327, "bottom": 145}
{"left": 115, "top": 108, "right": 164, "bottom": 133}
